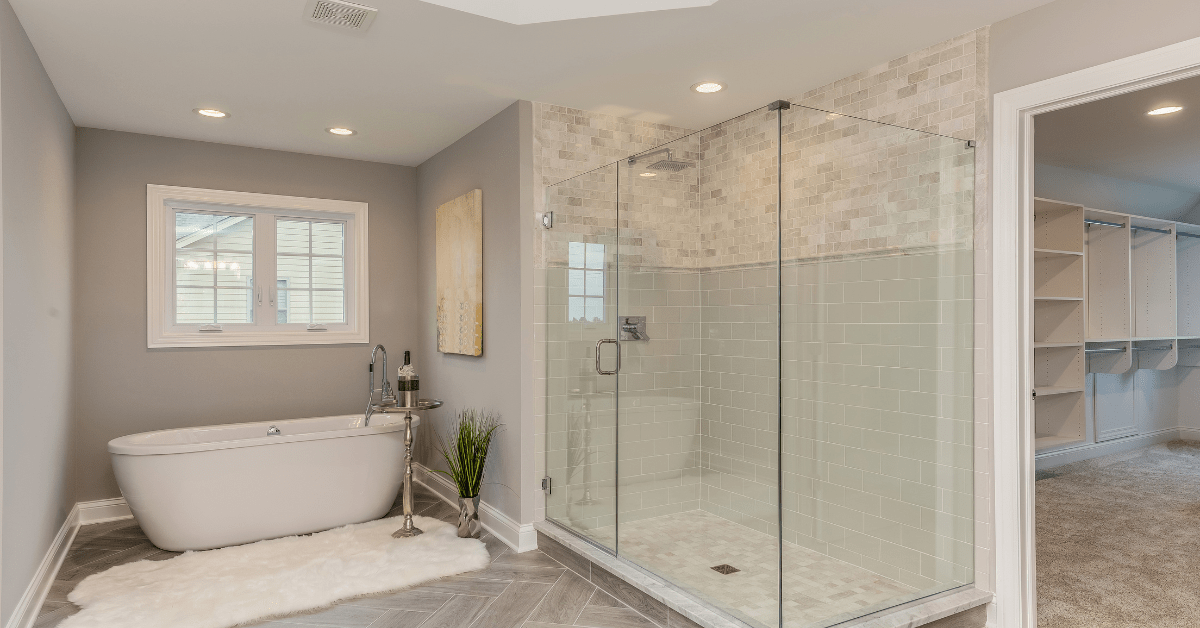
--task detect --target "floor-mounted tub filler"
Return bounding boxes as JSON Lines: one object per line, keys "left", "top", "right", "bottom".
{"left": 109, "top": 413, "right": 418, "bottom": 551}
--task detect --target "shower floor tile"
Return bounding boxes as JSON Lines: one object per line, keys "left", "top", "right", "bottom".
{"left": 596, "top": 510, "right": 917, "bottom": 628}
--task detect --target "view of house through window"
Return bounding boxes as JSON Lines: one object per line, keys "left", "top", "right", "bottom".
{"left": 172, "top": 212, "right": 347, "bottom": 326}
{"left": 276, "top": 219, "right": 346, "bottom": 325}
{"left": 174, "top": 212, "right": 255, "bottom": 325}
{"left": 567, "top": 241, "right": 604, "bottom": 322}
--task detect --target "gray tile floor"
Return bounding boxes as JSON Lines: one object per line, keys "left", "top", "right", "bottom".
{"left": 35, "top": 484, "right": 662, "bottom": 628}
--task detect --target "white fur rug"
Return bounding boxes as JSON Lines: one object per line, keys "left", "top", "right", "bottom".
{"left": 62, "top": 515, "right": 490, "bottom": 628}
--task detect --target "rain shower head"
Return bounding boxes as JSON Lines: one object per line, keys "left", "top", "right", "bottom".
{"left": 629, "top": 148, "right": 694, "bottom": 172}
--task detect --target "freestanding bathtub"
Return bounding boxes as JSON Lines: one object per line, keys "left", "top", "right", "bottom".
{"left": 109, "top": 413, "right": 418, "bottom": 551}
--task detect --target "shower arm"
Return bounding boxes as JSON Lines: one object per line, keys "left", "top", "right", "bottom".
{"left": 627, "top": 147, "right": 673, "bottom": 166}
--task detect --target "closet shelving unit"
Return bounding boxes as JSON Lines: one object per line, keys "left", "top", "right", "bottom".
{"left": 1033, "top": 198, "right": 1200, "bottom": 454}
{"left": 1033, "top": 199, "right": 1087, "bottom": 451}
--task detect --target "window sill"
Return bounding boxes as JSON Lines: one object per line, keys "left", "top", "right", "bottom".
{"left": 148, "top": 329, "right": 369, "bottom": 349}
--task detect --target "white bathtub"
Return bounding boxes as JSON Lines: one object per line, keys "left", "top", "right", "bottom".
{"left": 109, "top": 413, "right": 419, "bottom": 551}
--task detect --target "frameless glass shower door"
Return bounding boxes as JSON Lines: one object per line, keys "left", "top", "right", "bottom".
{"left": 539, "top": 100, "right": 975, "bottom": 628}
{"left": 541, "top": 164, "right": 620, "bottom": 550}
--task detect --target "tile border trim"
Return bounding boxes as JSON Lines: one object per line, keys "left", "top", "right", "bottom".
{"left": 414, "top": 462, "right": 538, "bottom": 553}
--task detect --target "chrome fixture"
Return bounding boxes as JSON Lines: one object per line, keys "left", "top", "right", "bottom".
{"left": 628, "top": 148, "right": 695, "bottom": 172}
{"left": 620, "top": 316, "right": 647, "bottom": 341}
{"left": 267, "top": 425, "right": 281, "bottom": 436}
{"left": 595, "top": 339, "right": 619, "bottom": 375}
{"left": 365, "top": 344, "right": 398, "bottom": 426}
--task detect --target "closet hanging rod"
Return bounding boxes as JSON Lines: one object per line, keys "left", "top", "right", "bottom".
{"left": 1084, "top": 218, "right": 1124, "bottom": 228}
{"left": 1178, "top": 231, "right": 1200, "bottom": 239}
{"left": 1134, "top": 344, "right": 1175, "bottom": 352}
{"left": 1085, "top": 347, "right": 1126, "bottom": 354}
{"left": 1131, "top": 225, "right": 1173, "bottom": 235}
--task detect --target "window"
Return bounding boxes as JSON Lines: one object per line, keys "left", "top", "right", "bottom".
{"left": 568, "top": 241, "right": 605, "bottom": 322}
{"left": 147, "top": 185, "right": 368, "bottom": 348}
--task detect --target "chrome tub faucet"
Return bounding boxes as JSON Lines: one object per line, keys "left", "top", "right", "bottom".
{"left": 365, "top": 344, "right": 397, "bottom": 425}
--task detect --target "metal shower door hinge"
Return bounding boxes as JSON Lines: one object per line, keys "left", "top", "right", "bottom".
{"left": 542, "top": 212, "right": 553, "bottom": 229}
{"left": 966, "top": 140, "right": 977, "bottom": 149}
{"left": 541, "top": 476, "right": 552, "bottom": 494}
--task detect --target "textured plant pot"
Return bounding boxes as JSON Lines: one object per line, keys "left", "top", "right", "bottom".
{"left": 457, "top": 495, "right": 481, "bottom": 538}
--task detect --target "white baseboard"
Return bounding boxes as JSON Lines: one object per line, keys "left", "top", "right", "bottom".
{"left": 413, "top": 463, "right": 537, "bottom": 553}
{"left": 5, "top": 497, "right": 134, "bottom": 628}
{"left": 1035, "top": 428, "right": 1182, "bottom": 470}
{"left": 78, "top": 497, "right": 132, "bottom": 525}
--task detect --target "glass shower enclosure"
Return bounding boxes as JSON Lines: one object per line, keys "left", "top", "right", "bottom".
{"left": 538, "top": 101, "right": 975, "bottom": 628}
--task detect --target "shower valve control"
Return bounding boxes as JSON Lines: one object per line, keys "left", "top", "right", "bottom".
{"left": 620, "top": 316, "right": 648, "bottom": 341}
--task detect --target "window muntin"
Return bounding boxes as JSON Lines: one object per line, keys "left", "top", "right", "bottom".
{"left": 276, "top": 219, "right": 346, "bottom": 325}
{"left": 174, "top": 212, "right": 255, "bottom": 325}
{"left": 568, "top": 241, "right": 605, "bottom": 322}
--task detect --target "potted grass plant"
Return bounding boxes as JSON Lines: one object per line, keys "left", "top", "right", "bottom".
{"left": 435, "top": 408, "right": 502, "bottom": 538}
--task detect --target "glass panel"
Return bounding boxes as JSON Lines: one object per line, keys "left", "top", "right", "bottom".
{"left": 615, "top": 124, "right": 783, "bottom": 628}
{"left": 779, "top": 104, "right": 975, "bottom": 626}
{"left": 174, "top": 211, "right": 254, "bottom": 324}
{"left": 536, "top": 102, "right": 974, "bottom": 628}
{"left": 276, "top": 218, "right": 346, "bottom": 324}
{"left": 541, "top": 163, "right": 619, "bottom": 550}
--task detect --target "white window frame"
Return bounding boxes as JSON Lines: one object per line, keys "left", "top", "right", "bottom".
{"left": 147, "top": 184, "right": 369, "bottom": 348}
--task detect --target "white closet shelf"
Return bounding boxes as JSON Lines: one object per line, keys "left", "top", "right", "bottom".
{"left": 1034, "top": 386, "right": 1085, "bottom": 397}
{"left": 1036, "top": 435, "right": 1086, "bottom": 451}
{"left": 1034, "top": 296, "right": 1084, "bottom": 301}
{"left": 1035, "top": 248, "right": 1084, "bottom": 258}
{"left": 1035, "top": 342, "right": 1084, "bottom": 348}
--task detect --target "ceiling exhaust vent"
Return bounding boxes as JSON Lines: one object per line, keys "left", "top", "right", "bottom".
{"left": 304, "top": 0, "right": 378, "bottom": 31}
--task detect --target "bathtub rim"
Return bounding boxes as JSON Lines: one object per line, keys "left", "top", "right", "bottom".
{"left": 108, "top": 413, "right": 420, "bottom": 456}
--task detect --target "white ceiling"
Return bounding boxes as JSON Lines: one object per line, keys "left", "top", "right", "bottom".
{"left": 416, "top": 0, "right": 719, "bottom": 25}
{"left": 1036, "top": 74, "right": 1200, "bottom": 193}
{"left": 11, "top": 0, "right": 1051, "bottom": 166}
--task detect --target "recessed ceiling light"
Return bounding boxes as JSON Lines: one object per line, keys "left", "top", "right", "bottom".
{"left": 639, "top": 172, "right": 656, "bottom": 177}
{"left": 194, "top": 108, "right": 229, "bottom": 118}
{"left": 1148, "top": 106, "right": 1184, "bottom": 116}
{"left": 691, "top": 81, "right": 725, "bottom": 94}
{"left": 327, "top": 127, "right": 356, "bottom": 136}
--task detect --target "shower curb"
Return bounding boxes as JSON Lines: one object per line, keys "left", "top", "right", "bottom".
{"left": 534, "top": 521, "right": 745, "bottom": 628}
{"left": 534, "top": 520, "right": 991, "bottom": 628}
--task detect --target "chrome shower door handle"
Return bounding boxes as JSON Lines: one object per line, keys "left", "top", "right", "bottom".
{"left": 595, "top": 339, "right": 619, "bottom": 375}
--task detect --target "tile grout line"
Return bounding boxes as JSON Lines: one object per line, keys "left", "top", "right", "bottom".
{"left": 514, "top": 569, "right": 565, "bottom": 628}
{"left": 569, "top": 588, "right": 600, "bottom": 626}
{"left": 465, "top": 580, "right": 514, "bottom": 628}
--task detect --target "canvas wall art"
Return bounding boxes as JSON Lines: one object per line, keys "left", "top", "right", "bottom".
{"left": 435, "top": 189, "right": 483, "bottom": 356}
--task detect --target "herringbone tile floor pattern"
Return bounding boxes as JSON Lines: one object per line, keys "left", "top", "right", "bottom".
{"left": 34, "top": 484, "right": 666, "bottom": 628}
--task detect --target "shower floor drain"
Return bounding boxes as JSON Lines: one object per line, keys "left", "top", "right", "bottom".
{"left": 711, "top": 564, "right": 740, "bottom": 575}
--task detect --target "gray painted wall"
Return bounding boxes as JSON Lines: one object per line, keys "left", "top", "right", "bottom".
{"left": 414, "top": 101, "right": 534, "bottom": 524}
{"left": 991, "top": 0, "right": 1200, "bottom": 94}
{"left": 1034, "top": 163, "right": 1200, "bottom": 221}
{"left": 73, "top": 129, "right": 419, "bottom": 503}
{"left": 0, "top": 0, "right": 75, "bottom": 619}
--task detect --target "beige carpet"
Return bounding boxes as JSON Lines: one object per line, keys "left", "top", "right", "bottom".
{"left": 1037, "top": 441, "right": 1200, "bottom": 627}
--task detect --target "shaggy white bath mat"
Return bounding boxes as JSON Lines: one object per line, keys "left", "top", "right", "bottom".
{"left": 62, "top": 515, "right": 490, "bottom": 628}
